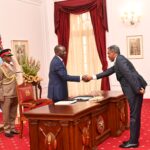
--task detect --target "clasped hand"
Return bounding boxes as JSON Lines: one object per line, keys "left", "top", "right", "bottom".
{"left": 82, "top": 75, "right": 92, "bottom": 82}
{"left": 139, "top": 87, "right": 145, "bottom": 95}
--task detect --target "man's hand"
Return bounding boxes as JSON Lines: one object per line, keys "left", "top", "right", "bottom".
{"left": 82, "top": 75, "right": 92, "bottom": 82}
{"left": 139, "top": 87, "right": 145, "bottom": 95}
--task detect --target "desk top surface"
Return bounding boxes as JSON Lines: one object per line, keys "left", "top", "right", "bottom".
{"left": 24, "top": 91, "right": 124, "bottom": 119}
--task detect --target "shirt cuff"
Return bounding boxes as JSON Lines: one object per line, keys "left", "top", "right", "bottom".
{"left": 80, "top": 75, "right": 82, "bottom": 81}
{"left": 92, "top": 75, "right": 97, "bottom": 80}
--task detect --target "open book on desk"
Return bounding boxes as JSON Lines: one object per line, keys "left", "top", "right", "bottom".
{"left": 55, "top": 100, "right": 77, "bottom": 105}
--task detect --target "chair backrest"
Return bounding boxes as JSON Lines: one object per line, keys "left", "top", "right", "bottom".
{"left": 16, "top": 83, "right": 35, "bottom": 103}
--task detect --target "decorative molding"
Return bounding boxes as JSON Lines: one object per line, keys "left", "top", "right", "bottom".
{"left": 96, "top": 115, "right": 105, "bottom": 134}
{"left": 39, "top": 128, "right": 57, "bottom": 149}
{"left": 17, "top": 0, "right": 42, "bottom": 6}
{"left": 116, "top": 101, "right": 126, "bottom": 130}
{"left": 81, "top": 120, "right": 91, "bottom": 147}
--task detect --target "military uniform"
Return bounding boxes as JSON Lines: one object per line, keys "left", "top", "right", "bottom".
{"left": 0, "top": 49, "right": 19, "bottom": 137}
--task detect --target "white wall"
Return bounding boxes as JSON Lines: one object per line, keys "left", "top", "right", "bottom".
{"left": 0, "top": 0, "right": 43, "bottom": 56}
{"left": 39, "top": 0, "right": 57, "bottom": 97}
{"left": 0, "top": 0, "right": 57, "bottom": 98}
{"left": 106, "top": 0, "right": 150, "bottom": 98}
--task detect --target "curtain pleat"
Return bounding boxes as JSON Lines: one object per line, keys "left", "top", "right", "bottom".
{"left": 54, "top": 0, "right": 110, "bottom": 90}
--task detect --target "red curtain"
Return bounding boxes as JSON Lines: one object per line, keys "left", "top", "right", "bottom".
{"left": 54, "top": 0, "right": 110, "bottom": 90}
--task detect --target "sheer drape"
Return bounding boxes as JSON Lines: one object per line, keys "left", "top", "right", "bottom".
{"left": 67, "top": 13, "right": 101, "bottom": 96}
{"left": 54, "top": 0, "right": 110, "bottom": 90}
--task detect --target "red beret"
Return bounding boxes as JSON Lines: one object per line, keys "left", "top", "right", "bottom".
{"left": 0, "top": 49, "right": 13, "bottom": 58}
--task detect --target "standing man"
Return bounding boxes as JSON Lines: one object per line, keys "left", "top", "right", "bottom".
{"left": 48, "top": 45, "right": 84, "bottom": 103}
{"left": 0, "top": 49, "right": 20, "bottom": 138}
{"left": 84, "top": 45, "right": 147, "bottom": 148}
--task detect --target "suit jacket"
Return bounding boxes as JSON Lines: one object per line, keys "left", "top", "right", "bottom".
{"left": 0, "top": 62, "right": 17, "bottom": 101}
{"left": 96, "top": 55, "right": 147, "bottom": 95}
{"left": 48, "top": 56, "right": 80, "bottom": 102}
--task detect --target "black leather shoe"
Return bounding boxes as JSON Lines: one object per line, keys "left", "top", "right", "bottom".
{"left": 10, "top": 129, "right": 20, "bottom": 134}
{"left": 119, "top": 142, "right": 139, "bottom": 148}
{"left": 122, "top": 140, "right": 139, "bottom": 145}
{"left": 4, "top": 132, "right": 14, "bottom": 138}
{"left": 122, "top": 140, "right": 129, "bottom": 144}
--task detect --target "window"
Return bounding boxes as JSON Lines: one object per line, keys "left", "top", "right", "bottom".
{"left": 67, "top": 12, "right": 102, "bottom": 96}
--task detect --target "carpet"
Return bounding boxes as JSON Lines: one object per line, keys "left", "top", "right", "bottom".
{"left": 0, "top": 123, "right": 30, "bottom": 150}
{"left": 0, "top": 99, "right": 150, "bottom": 150}
{"left": 0, "top": 112, "right": 30, "bottom": 150}
{"left": 98, "top": 99, "right": 150, "bottom": 150}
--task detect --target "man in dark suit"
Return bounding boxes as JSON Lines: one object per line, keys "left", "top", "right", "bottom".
{"left": 48, "top": 45, "right": 83, "bottom": 103}
{"left": 84, "top": 45, "right": 147, "bottom": 148}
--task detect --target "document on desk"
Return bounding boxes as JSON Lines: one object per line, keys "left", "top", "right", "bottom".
{"left": 89, "top": 96, "right": 104, "bottom": 102}
{"left": 73, "top": 96, "right": 93, "bottom": 101}
{"left": 55, "top": 100, "right": 77, "bottom": 105}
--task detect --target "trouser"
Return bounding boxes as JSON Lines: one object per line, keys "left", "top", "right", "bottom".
{"left": 127, "top": 94, "right": 143, "bottom": 143}
{"left": 1, "top": 97, "right": 18, "bottom": 133}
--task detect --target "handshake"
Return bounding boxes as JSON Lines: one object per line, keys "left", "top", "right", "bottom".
{"left": 82, "top": 75, "right": 93, "bottom": 82}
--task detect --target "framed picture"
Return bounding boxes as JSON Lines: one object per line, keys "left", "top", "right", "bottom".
{"left": 127, "top": 35, "right": 143, "bottom": 59}
{"left": 11, "top": 40, "right": 28, "bottom": 63}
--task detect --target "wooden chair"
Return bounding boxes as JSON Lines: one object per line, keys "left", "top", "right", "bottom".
{"left": 16, "top": 82, "right": 53, "bottom": 138}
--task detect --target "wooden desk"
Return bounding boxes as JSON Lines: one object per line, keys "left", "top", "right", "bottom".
{"left": 24, "top": 91, "right": 128, "bottom": 150}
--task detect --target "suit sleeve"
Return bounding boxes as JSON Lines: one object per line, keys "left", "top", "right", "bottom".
{"left": 96, "top": 66, "right": 115, "bottom": 79}
{"left": 55, "top": 62, "right": 80, "bottom": 82}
